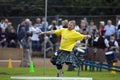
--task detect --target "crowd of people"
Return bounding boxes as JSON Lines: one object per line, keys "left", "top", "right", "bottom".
{"left": 0, "top": 17, "right": 120, "bottom": 50}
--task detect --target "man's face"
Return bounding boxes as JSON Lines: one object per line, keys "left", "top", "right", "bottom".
{"left": 36, "top": 18, "right": 41, "bottom": 23}
{"left": 110, "top": 36, "right": 115, "bottom": 41}
{"left": 68, "top": 22, "right": 74, "bottom": 30}
{"left": 107, "top": 20, "right": 112, "bottom": 25}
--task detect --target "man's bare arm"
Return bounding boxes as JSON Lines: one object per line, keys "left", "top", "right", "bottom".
{"left": 40, "top": 30, "right": 55, "bottom": 35}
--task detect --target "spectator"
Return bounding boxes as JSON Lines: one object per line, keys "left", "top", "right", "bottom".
{"left": 6, "top": 22, "right": 14, "bottom": 33}
{"left": 48, "top": 20, "right": 58, "bottom": 30}
{"left": 0, "top": 18, "right": 8, "bottom": 30}
{"left": 48, "top": 20, "right": 59, "bottom": 52}
{"left": 88, "top": 20, "right": 97, "bottom": 35}
{"left": 40, "top": 22, "right": 49, "bottom": 32}
{"left": 36, "top": 17, "right": 42, "bottom": 29}
{"left": 116, "top": 16, "right": 120, "bottom": 30}
{"left": 42, "top": 17, "right": 49, "bottom": 28}
{"left": 17, "top": 19, "right": 26, "bottom": 40}
{"left": 79, "top": 20, "right": 88, "bottom": 33}
{"left": 25, "top": 18, "right": 31, "bottom": 29}
{"left": 58, "top": 20, "right": 68, "bottom": 29}
{"left": 104, "top": 20, "right": 116, "bottom": 40}
{"left": 7, "top": 28, "right": 18, "bottom": 48}
{"left": 105, "top": 34, "right": 119, "bottom": 68}
{"left": 29, "top": 23, "right": 41, "bottom": 51}
{"left": 98, "top": 21, "right": 105, "bottom": 36}
{"left": 20, "top": 20, "right": 33, "bottom": 67}
{"left": 58, "top": 20, "right": 65, "bottom": 29}
{"left": 62, "top": 19, "right": 68, "bottom": 28}
{"left": 0, "top": 28, "right": 7, "bottom": 48}
{"left": 116, "top": 25, "right": 120, "bottom": 46}
{"left": 97, "top": 30, "right": 109, "bottom": 49}
{"left": 17, "top": 19, "right": 29, "bottom": 48}
{"left": 4, "top": 18, "right": 9, "bottom": 26}
{"left": 73, "top": 20, "right": 80, "bottom": 32}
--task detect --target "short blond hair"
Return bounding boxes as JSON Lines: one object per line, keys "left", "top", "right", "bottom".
{"left": 69, "top": 20, "right": 75, "bottom": 27}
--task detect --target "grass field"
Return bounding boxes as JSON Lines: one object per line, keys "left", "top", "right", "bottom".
{"left": 0, "top": 67, "right": 120, "bottom": 80}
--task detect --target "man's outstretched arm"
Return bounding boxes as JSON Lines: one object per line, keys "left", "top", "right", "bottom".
{"left": 40, "top": 30, "right": 55, "bottom": 35}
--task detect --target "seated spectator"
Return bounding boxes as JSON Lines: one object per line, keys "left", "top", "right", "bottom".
{"left": 6, "top": 22, "right": 14, "bottom": 33}
{"left": 0, "top": 28, "right": 7, "bottom": 48}
{"left": 7, "top": 28, "right": 18, "bottom": 48}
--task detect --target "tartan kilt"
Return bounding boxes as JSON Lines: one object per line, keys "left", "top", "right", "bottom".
{"left": 50, "top": 50, "right": 80, "bottom": 68}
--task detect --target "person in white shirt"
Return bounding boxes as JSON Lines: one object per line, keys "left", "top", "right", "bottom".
{"left": 104, "top": 20, "right": 116, "bottom": 40}
{"left": 72, "top": 20, "right": 80, "bottom": 32}
{"left": 0, "top": 19, "right": 8, "bottom": 30}
{"left": 29, "top": 23, "right": 41, "bottom": 51}
{"left": 58, "top": 20, "right": 68, "bottom": 29}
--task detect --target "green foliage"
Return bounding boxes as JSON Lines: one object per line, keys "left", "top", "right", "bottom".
{"left": 0, "top": 0, "right": 119, "bottom": 16}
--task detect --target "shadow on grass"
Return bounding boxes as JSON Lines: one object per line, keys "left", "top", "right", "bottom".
{"left": 0, "top": 72, "right": 9, "bottom": 75}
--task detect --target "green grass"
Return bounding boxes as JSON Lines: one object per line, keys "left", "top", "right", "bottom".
{"left": 0, "top": 67, "right": 120, "bottom": 80}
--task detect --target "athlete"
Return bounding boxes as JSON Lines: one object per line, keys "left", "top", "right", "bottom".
{"left": 40, "top": 20, "right": 91, "bottom": 77}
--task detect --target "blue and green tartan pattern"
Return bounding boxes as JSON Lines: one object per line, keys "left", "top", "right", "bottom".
{"left": 50, "top": 50, "right": 81, "bottom": 68}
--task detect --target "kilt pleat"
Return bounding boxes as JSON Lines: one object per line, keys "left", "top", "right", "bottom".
{"left": 51, "top": 50, "right": 80, "bottom": 68}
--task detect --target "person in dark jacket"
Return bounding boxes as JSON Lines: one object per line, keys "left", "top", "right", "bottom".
{"left": 0, "top": 28, "right": 7, "bottom": 48}
{"left": 17, "top": 19, "right": 29, "bottom": 48}
{"left": 7, "top": 28, "right": 18, "bottom": 48}
{"left": 97, "top": 30, "right": 108, "bottom": 49}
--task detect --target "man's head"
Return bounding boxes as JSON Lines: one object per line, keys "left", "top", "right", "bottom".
{"left": 110, "top": 34, "right": 115, "bottom": 41}
{"left": 36, "top": 18, "right": 41, "bottom": 23}
{"left": 107, "top": 20, "right": 112, "bottom": 26}
{"left": 67, "top": 21, "right": 75, "bottom": 30}
{"left": 100, "top": 21, "right": 105, "bottom": 26}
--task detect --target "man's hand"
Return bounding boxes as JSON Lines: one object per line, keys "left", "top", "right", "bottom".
{"left": 39, "top": 32, "right": 44, "bottom": 35}
{"left": 85, "top": 35, "right": 91, "bottom": 39}
{"left": 87, "top": 35, "right": 91, "bottom": 38}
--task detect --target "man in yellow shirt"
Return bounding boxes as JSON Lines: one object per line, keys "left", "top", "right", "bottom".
{"left": 40, "top": 20, "right": 91, "bottom": 77}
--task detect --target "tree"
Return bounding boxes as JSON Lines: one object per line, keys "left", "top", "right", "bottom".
{"left": 0, "top": 0, "right": 119, "bottom": 16}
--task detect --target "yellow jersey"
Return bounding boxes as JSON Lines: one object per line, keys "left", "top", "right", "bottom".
{"left": 55, "top": 28, "right": 85, "bottom": 52}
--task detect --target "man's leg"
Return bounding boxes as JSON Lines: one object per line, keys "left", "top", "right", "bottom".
{"left": 56, "top": 64, "right": 63, "bottom": 77}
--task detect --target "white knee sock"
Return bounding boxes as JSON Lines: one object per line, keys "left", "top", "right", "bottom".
{"left": 57, "top": 69, "right": 63, "bottom": 77}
